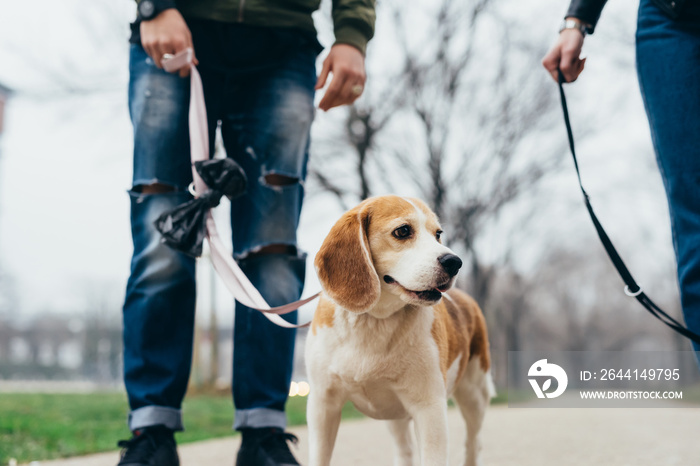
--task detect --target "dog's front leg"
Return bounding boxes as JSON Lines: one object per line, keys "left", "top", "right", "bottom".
{"left": 412, "top": 401, "right": 448, "bottom": 466}
{"left": 307, "top": 387, "right": 344, "bottom": 466}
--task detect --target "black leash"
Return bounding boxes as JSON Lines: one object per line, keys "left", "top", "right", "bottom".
{"left": 556, "top": 70, "right": 700, "bottom": 345}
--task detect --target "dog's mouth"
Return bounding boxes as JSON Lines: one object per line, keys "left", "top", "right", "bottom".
{"left": 383, "top": 275, "right": 450, "bottom": 302}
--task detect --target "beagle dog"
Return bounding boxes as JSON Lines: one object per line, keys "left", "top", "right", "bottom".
{"left": 305, "top": 195, "right": 494, "bottom": 466}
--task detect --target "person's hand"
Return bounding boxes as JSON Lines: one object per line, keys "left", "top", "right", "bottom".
{"left": 542, "top": 23, "right": 587, "bottom": 83}
{"left": 140, "top": 8, "right": 198, "bottom": 77}
{"left": 316, "top": 44, "right": 367, "bottom": 111}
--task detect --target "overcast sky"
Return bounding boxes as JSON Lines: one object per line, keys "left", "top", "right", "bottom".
{"left": 0, "top": 0, "right": 678, "bottom": 324}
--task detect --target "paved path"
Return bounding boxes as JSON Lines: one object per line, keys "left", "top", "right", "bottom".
{"left": 22, "top": 406, "right": 700, "bottom": 466}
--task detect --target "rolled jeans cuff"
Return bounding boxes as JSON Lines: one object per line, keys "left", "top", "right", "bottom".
{"left": 129, "top": 406, "right": 184, "bottom": 432}
{"left": 234, "top": 408, "right": 287, "bottom": 430}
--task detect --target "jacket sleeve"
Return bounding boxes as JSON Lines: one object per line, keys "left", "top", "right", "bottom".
{"left": 134, "top": 0, "right": 179, "bottom": 17}
{"left": 565, "top": 0, "right": 608, "bottom": 33}
{"left": 332, "top": 0, "right": 376, "bottom": 55}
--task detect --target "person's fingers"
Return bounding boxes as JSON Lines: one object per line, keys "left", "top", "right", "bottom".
{"left": 319, "top": 72, "right": 346, "bottom": 110}
{"left": 141, "top": 39, "right": 160, "bottom": 69}
{"left": 140, "top": 22, "right": 159, "bottom": 69}
{"left": 322, "top": 75, "right": 366, "bottom": 110}
{"left": 145, "top": 39, "right": 187, "bottom": 72}
{"left": 189, "top": 33, "right": 199, "bottom": 66}
{"left": 151, "top": 43, "right": 167, "bottom": 69}
{"left": 336, "top": 81, "right": 362, "bottom": 108}
{"left": 337, "top": 80, "right": 359, "bottom": 107}
{"left": 171, "top": 37, "right": 187, "bottom": 53}
{"left": 315, "top": 57, "right": 332, "bottom": 90}
{"left": 140, "top": 9, "right": 195, "bottom": 76}
{"left": 559, "top": 46, "right": 583, "bottom": 83}
{"left": 349, "top": 86, "right": 363, "bottom": 104}
{"left": 543, "top": 29, "right": 587, "bottom": 84}
{"left": 316, "top": 44, "right": 366, "bottom": 110}
{"left": 183, "top": 33, "right": 198, "bottom": 75}
{"left": 171, "top": 34, "right": 192, "bottom": 77}
{"left": 319, "top": 73, "right": 349, "bottom": 111}
{"left": 542, "top": 46, "right": 562, "bottom": 82}
{"left": 156, "top": 37, "right": 177, "bottom": 69}
{"left": 343, "top": 75, "right": 366, "bottom": 106}
{"left": 559, "top": 30, "right": 585, "bottom": 83}
{"left": 541, "top": 48, "right": 559, "bottom": 72}
{"left": 331, "top": 85, "right": 352, "bottom": 108}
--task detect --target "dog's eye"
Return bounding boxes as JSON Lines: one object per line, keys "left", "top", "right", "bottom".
{"left": 392, "top": 225, "right": 412, "bottom": 239}
{"left": 436, "top": 230, "right": 443, "bottom": 241}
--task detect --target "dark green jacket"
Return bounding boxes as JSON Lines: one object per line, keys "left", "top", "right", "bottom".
{"left": 137, "top": 0, "right": 375, "bottom": 54}
{"left": 566, "top": 0, "right": 686, "bottom": 33}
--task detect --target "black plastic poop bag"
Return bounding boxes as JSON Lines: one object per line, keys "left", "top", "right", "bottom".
{"left": 154, "top": 158, "right": 247, "bottom": 257}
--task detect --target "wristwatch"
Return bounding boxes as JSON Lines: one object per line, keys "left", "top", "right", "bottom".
{"left": 559, "top": 18, "right": 591, "bottom": 36}
{"left": 138, "top": 0, "right": 175, "bottom": 21}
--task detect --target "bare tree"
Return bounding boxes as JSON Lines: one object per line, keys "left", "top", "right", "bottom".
{"left": 488, "top": 268, "right": 533, "bottom": 385}
{"left": 309, "top": 0, "right": 563, "bottom": 311}
{"left": 0, "top": 1, "right": 130, "bottom": 95}
{"left": 526, "top": 246, "right": 675, "bottom": 353}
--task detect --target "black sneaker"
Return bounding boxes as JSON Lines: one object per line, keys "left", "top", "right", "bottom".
{"left": 236, "top": 427, "right": 301, "bottom": 466}
{"left": 117, "top": 425, "right": 180, "bottom": 466}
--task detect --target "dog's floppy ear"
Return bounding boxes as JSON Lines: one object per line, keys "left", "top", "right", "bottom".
{"left": 315, "top": 203, "right": 380, "bottom": 312}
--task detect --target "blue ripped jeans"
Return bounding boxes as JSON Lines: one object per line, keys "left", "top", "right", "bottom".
{"left": 637, "top": 1, "right": 700, "bottom": 357}
{"left": 123, "top": 21, "right": 319, "bottom": 431}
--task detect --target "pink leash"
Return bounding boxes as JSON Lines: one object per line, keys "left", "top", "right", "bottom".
{"left": 162, "top": 49, "right": 318, "bottom": 328}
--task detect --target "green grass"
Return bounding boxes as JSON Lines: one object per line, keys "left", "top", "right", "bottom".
{"left": 0, "top": 391, "right": 242, "bottom": 464}
{"left": 0, "top": 390, "right": 503, "bottom": 465}
{"left": 1, "top": 392, "right": 128, "bottom": 464}
{"left": 490, "top": 390, "right": 508, "bottom": 405}
{"left": 0, "top": 392, "right": 327, "bottom": 465}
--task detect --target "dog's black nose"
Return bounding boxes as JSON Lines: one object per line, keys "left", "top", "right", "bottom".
{"left": 438, "top": 254, "right": 462, "bottom": 276}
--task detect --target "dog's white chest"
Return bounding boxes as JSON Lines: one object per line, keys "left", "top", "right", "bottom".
{"left": 307, "top": 312, "right": 440, "bottom": 421}
{"left": 344, "top": 379, "right": 409, "bottom": 420}
{"left": 327, "top": 347, "right": 413, "bottom": 419}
